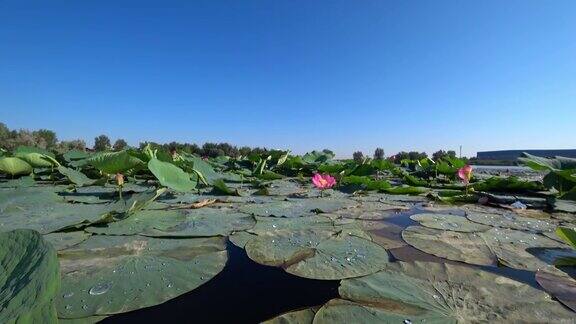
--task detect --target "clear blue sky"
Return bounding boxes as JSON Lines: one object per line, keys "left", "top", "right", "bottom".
{"left": 1, "top": 1, "right": 575, "bottom": 158}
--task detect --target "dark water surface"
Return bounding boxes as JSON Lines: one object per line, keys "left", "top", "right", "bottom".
{"left": 104, "top": 242, "right": 339, "bottom": 324}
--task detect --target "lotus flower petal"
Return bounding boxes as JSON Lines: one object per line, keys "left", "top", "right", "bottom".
{"left": 312, "top": 173, "right": 337, "bottom": 190}
{"left": 457, "top": 165, "right": 473, "bottom": 184}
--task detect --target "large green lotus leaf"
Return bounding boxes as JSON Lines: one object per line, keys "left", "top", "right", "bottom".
{"left": 239, "top": 198, "right": 358, "bottom": 218}
{"left": 318, "top": 261, "right": 575, "bottom": 323}
{"left": 0, "top": 175, "right": 36, "bottom": 188}
{"left": 228, "top": 231, "right": 258, "bottom": 248}
{"left": 181, "top": 154, "right": 225, "bottom": 185}
{"left": 519, "top": 152, "right": 576, "bottom": 171}
{"left": 403, "top": 225, "right": 569, "bottom": 270}
{"left": 249, "top": 215, "right": 335, "bottom": 235}
{"left": 0, "top": 229, "right": 60, "bottom": 324}
{"left": 57, "top": 235, "right": 227, "bottom": 318}
{"left": 14, "top": 145, "right": 55, "bottom": 158}
{"left": 58, "top": 165, "right": 99, "bottom": 187}
{"left": 466, "top": 210, "right": 557, "bottom": 232}
{"left": 472, "top": 176, "right": 544, "bottom": 192}
{"left": 402, "top": 226, "right": 497, "bottom": 266}
{"left": 86, "top": 151, "right": 144, "bottom": 174}
{"left": 86, "top": 210, "right": 184, "bottom": 236}
{"left": 410, "top": 213, "right": 491, "bottom": 232}
{"left": 257, "top": 179, "right": 306, "bottom": 196}
{"left": 44, "top": 231, "right": 92, "bottom": 250}
{"left": 0, "top": 200, "right": 115, "bottom": 234}
{"left": 264, "top": 308, "right": 317, "bottom": 324}
{"left": 14, "top": 152, "right": 56, "bottom": 168}
{"left": 332, "top": 204, "right": 400, "bottom": 220}
{"left": 142, "top": 208, "right": 255, "bottom": 237}
{"left": 481, "top": 227, "right": 569, "bottom": 271}
{"left": 0, "top": 157, "right": 33, "bottom": 176}
{"left": 536, "top": 270, "right": 576, "bottom": 312}
{"left": 63, "top": 150, "right": 90, "bottom": 162}
{"left": 245, "top": 230, "right": 389, "bottom": 280}
{"left": 148, "top": 158, "right": 196, "bottom": 192}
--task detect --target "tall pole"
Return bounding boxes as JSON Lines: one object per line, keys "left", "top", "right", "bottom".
{"left": 459, "top": 145, "right": 462, "bottom": 158}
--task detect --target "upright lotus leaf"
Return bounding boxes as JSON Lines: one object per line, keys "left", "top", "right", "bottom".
{"left": 63, "top": 150, "right": 90, "bottom": 162}
{"left": 212, "top": 178, "right": 240, "bottom": 196}
{"left": 410, "top": 213, "right": 491, "bottom": 232}
{"left": 536, "top": 270, "right": 576, "bottom": 312}
{"left": 0, "top": 156, "right": 33, "bottom": 176}
{"left": 111, "top": 188, "right": 167, "bottom": 216}
{"left": 148, "top": 158, "right": 196, "bottom": 192}
{"left": 43, "top": 232, "right": 92, "bottom": 250}
{"left": 86, "top": 151, "right": 144, "bottom": 174}
{"left": 316, "top": 261, "right": 575, "bottom": 323}
{"left": 472, "top": 176, "right": 543, "bottom": 193}
{"left": 401, "top": 226, "right": 497, "bottom": 266}
{"left": 0, "top": 229, "right": 60, "bottom": 324}
{"left": 466, "top": 210, "right": 556, "bottom": 232}
{"left": 57, "top": 235, "right": 228, "bottom": 318}
{"left": 142, "top": 208, "right": 255, "bottom": 237}
{"left": 181, "top": 154, "right": 222, "bottom": 185}
{"left": 245, "top": 230, "right": 390, "bottom": 280}
{"left": 57, "top": 165, "right": 99, "bottom": 187}
{"left": 14, "top": 152, "right": 57, "bottom": 168}
{"left": 14, "top": 145, "right": 55, "bottom": 157}
{"left": 263, "top": 308, "right": 317, "bottom": 324}
{"left": 554, "top": 200, "right": 576, "bottom": 213}
{"left": 556, "top": 226, "right": 576, "bottom": 249}
{"left": 86, "top": 210, "right": 184, "bottom": 236}
{"left": 519, "top": 152, "right": 576, "bottom": 171}
{"left": 239, "top": 198, "right": 358, "bottom": 218}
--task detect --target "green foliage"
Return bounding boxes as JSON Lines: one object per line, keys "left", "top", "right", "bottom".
{"left": 93, "top": 134, "right": 111, "bottom": 151}
{"left": 148, "top": 158, "right": 196, "bottom": 192}
{"left": 0, "top": 157, "right": 33, "bottom": 176}
{"left": 86, "top": 150, "right": 144, "bottom": 174}
{"left": 352, "top": 151, "right": 364, "bottom": 163}
{"left": 373, "top": 147, "right": 385, "bottom": 160}
{"left": 556, "top": 227, "right": 576, "bottom": 250}
{"left": 113, "top": 139, "right": 128, "bottom": 151}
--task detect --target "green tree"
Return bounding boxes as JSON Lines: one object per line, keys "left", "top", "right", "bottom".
{"left": 32, "top": 129, "right": 57, "bottom": 148}
{"left": 94, "top": 135, "right": 111, "bottom": 151}
{"left": 353, "top": 151, "right": 364, "bottom": 163}
{"left": 113, "top": 139, "right": 128, "bottom": 151}
{"left": 374, "top": 148, "right": 385, "bottom": 160}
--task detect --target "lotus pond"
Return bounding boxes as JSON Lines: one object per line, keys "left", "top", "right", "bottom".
{"left": 1, "top": 146, "right": 576, "bottom": 323}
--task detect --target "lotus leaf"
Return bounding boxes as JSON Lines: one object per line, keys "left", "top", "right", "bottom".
{"left": 411, "top": 213, "right": 491, "bottom": 232}
{"left": 86, "top": 151, "right": 144, "bottom": 174}
{"left": 245, "top": 230, "right": 390, "bottom": 280}
{"left": 86, "top": 210, "right": 184, "bottom": 235}
{"left": 536, "top": 270, "right": 576, "bottom": 312}
{"left": 466, "top": 210, "right": 556, "bottom": 232}
{"left": 58, "top": 165, "right": 99, "bottom": 187}
{"left": 314, "top": 261, "right": 575, "bottom": 323}
{"left": 57, "top": 235, "right": 227, "bottom": 318}
{"left": 44, "top": 231, "right": 92, "bottom": 250}
{"left": 263, "top": 308, "right": 317, "bottom": 324}
{"left": 0, "top": 229, "right": 60, "bottom": 324}
{"left": 148, "top": 158, "right": 196, "bottom": 192}
{"left": 0, "top": 156, "right": 33, "bottom": 176}
{"left": 239, "top": 198, "right": 357, "bottom": 218}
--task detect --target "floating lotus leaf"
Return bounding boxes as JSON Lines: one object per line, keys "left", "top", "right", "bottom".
{"left": 0, "top": 229, "right": 60, "bottom": 324}
{"left": 44, "top": 231, "right": 92, "bottom": 250}
{"left": 363, "top": 222, "right": 407, "bottom": 249}
{"left": 466, "top": 210, "right": 556, "bottom": 232}
{"left": 481, "top": 228, "right": 569, "bottom": 271}
{"left": 142, "top": 208, "right": 255, "bottom": 237}
{"left": 57, "top": 165, "right": 98, "bottom": 187}
{"left": 239, "top": 198, "right": 357, "bottom": 218}
{"left": 0, "top": 156, "right": 33, "bottom": 176}
{"left": 0, "top": 175, "right": 36, "bottom": 188}
{"left": 228, "top": 231, "right": 258, "bottom": 248}
{"left": 148, "top": 158, "right": 196, "bottom": 192}
{"left": 245, "top": 230, "right": 389, "bottom": 280}
{"left": 59, "top": 315, "right": 108, "bottom": 324}
{"left": 403, "top": 225, "right": 568, "bottom": 270}
{"left": 257, "top": 179, "right": 306, "bottom": 196}
{"left": 57, "top": 235, "right": 227, "bottom": 318}
{"left": 314, "top": 261, "right": 574, "bottom": 323}
{"left": 249, "top": 215, "right": 335, "bottom": 235}
{"left": 332, "top": 204, "right": 400, "bottom": 220}
{"left": 410, "top": 213, "right": 491, "bottom": 232}
{"left": 402, "top": 226, "right": 497, "bottom": 266}
{"left": 263, "top": 307, "right": 317, "bottom": 324}
{"left": 86, "top": 210, "right": 184, "bottom": 235}
{"left": 536, "top": 270, "right": 576, "bottom": 312}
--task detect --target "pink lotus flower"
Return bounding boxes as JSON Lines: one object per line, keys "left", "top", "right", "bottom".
{"left": 312, "top": 173, "right": 336, "bottom": 190}
{"left": 457, "top": 165, "right": 473, "bottom": 184}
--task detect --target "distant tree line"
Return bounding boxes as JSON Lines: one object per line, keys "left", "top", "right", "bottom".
{"left": 0, "top": 122, "right": 275, "bottom": 157}
{"left": 350, "top": 148, "right": 464, "bottom": 164}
